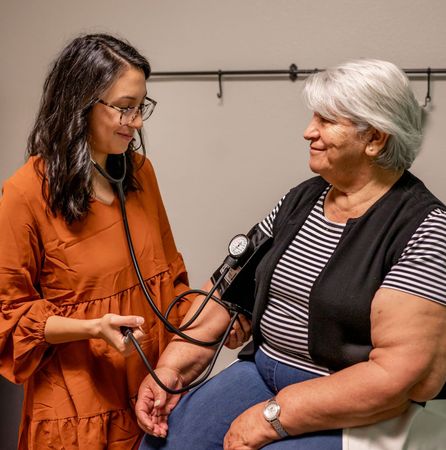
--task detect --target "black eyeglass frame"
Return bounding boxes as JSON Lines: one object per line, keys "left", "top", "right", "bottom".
{"left": 96, "top": 96, "right": 157, "bottom": 125}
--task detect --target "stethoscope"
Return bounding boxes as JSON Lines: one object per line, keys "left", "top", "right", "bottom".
{"left": 91, "top": 154, "right": 251, "bottom": 394}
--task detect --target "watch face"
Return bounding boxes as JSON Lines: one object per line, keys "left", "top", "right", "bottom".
{"left": 228, "top": 234, "right": 249, "bottom": 257}
{"left": 264, "top": 402, "right": 280, "bottom": 421}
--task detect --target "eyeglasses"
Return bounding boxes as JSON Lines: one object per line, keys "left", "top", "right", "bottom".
{"left": 96, "top": 96, "right": 157, "bottom": 125}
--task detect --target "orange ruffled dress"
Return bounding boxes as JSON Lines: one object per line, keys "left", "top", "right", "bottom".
{"left": 0, "top": 155, "right": 192, "bottom": 449}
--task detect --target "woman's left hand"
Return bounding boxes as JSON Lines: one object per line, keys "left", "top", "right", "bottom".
{"left": 224, "top": 402, "right": 278, "bottom": 449}
{"left": 225, "top": 314, "right": 252, "bottom": 349}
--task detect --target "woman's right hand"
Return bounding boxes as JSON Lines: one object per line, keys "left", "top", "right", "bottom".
{"left": 96, "top": 313, "right": 145, "bottom": 357}
{"left": 45, "top": 313, "right": 144, "bottom": 357}
{"left": 136, "top": 367, "right": 183, "bottom": 438}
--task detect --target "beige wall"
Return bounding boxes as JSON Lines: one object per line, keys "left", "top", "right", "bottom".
{"left": 2, "top": 0, "right": 446, "bottom": 285}
{"left": 1, "top": 1, "right": 446, "bottom": 443}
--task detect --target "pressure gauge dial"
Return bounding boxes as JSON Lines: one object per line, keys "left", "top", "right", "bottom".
{"left": 228, "top": 234, "right": 250, "bottom": 258}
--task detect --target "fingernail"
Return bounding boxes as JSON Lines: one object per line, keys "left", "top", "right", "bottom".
{"left": 154, "top": 399, "right": 161, "bottom": 407}
{"left": 136, "top": 317, "right": 144, "bottom": 325}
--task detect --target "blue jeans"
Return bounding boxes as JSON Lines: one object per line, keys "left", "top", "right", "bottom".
{"left": 139, "top": 349, "right": 342, "bottom": 449}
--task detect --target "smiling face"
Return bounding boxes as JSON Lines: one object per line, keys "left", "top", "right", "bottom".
{"left": 303, "top": 112, "right": 372, "bottom": 184}
{"left": 88, "top": 66, "right": 147, "bottom": 166}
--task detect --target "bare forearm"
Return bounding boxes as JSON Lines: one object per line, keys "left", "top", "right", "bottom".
{"left": 276, "top": 360, "right": 411, "bottom": 436}
{"left": 156, "top": 340, "right": 216, "bottom": 385}
{"left": 157, "top": 288, "right": 231, "bottom": 384}
{"left": 44, "top": 315, "right": 100, "bottom": 344}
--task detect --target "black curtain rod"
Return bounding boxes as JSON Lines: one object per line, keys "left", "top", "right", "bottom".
{"left": 150, "top": 65, "right": 445, "bottom": 102}
{"left": 151, "top": 67, "right": 446, "bottom": 77}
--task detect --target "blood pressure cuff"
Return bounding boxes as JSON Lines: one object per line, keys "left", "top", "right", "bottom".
{"left": 211, "top": 226, "right": 272, "bottom": 317}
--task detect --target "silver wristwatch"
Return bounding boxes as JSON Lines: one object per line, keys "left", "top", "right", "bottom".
{"left": 263, "top": 397, "right": 289, "bottom": 438}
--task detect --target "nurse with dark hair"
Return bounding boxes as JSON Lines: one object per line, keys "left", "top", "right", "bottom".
{"left": 0, "top": 33, "right": 194, "bottom": 449}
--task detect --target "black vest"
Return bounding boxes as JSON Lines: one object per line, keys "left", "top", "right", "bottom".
{"left": 241, "top": 171, "right": 445, "bottom": 397}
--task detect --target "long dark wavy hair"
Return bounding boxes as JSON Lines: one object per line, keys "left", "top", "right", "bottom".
{"left": 27, "top": 33, "right": 151, "bottom": 223}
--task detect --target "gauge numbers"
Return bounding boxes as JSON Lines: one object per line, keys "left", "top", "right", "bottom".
{"left": 228, "top": 234, "right": 250, "bottom": 258}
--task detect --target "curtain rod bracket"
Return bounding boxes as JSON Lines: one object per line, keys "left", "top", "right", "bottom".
{"left": 289, "top": 64, "right": 298, "bottom": 81}
{"left": 423, "top": 67, "right": 432, "bottom": 107}
{"left": 217, "top": 70, "right": 223, "bottom": 98}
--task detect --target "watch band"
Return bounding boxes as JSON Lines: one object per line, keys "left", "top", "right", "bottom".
{"left": 270, "top": 416, "right": 289, "bottom": 438}
{"left": 264, "top": 398, "right": 289, "bottom": 438}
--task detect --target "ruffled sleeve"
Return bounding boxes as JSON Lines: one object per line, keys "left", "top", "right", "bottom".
{"left": 0, "top": 180, "right": 60, "bottom": 384}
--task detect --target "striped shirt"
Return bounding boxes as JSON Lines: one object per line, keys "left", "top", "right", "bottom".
{"left": 258, "top": 188, "right": 446, "bottom": 376}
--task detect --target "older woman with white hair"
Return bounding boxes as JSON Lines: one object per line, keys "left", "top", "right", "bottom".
{"left": 136, "top": 59, "right": 446, "bottom": 450}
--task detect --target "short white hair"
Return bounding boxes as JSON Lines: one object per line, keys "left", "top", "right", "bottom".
{"left": 302, "top": 59, "right": 424, "bottom": 170}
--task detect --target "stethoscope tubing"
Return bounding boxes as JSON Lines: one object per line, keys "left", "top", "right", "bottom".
{"left": 91, "top": 154, "right": 241, "bottom": 393}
